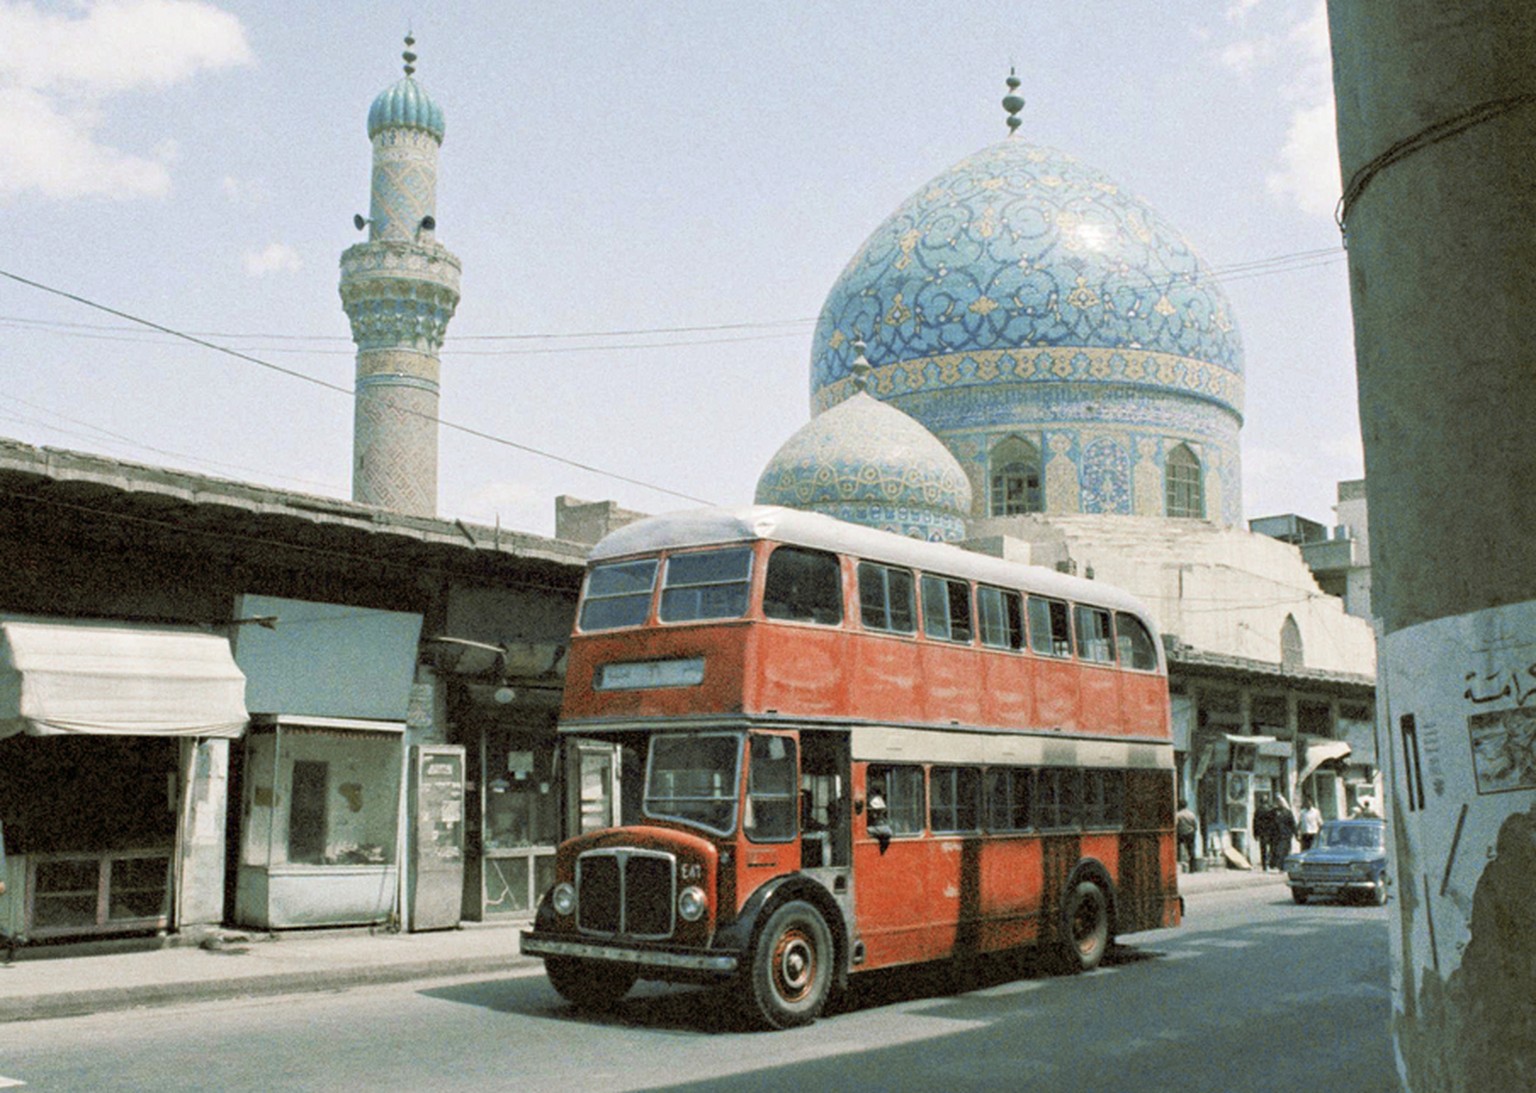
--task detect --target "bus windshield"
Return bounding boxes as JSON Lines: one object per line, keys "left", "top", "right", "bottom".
{"left": 644, "top": 733, "right": 742, "bottom": 835}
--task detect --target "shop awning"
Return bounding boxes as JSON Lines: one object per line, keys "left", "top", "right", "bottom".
{"left": 0, "top": 618, "right": 249, "bottom": 738}
{"left": 1298, "top": 736, "right": 1353, "bottom": 783}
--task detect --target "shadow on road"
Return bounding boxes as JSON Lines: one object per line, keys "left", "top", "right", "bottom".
{"left": 418, "top": 942, "right": 1165, "bottom": 1034}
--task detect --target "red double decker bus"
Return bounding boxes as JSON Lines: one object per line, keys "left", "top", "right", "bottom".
{"left": 521, "top": 506, "right": 1180, "bottom": 1028}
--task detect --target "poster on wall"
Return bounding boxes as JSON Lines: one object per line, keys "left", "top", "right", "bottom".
{"left": 1381, "top": 599, "right": 1536, "bottom": 1089}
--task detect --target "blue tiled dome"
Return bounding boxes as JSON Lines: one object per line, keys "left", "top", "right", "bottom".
{"left": 755, "top": 391, "right": 972, "bottom": 542}
{"left": 810, "top": 139, "right": 1243, "bottom": 418}
{"left": 367, "top": 77, "right": 445, "bottom": 142}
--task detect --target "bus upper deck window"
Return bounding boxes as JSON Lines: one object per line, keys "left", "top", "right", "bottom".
{"left": 1074, "top": 605, "right": 1115, "bottom": 663}
{"left": 763, "top": 547, "right": 842, "bottom": 625}
{"left": 1115, "top": 612, "right": 1158, "bottom": 670}
{"left": 921, "top": 575, "right": 973, "bottom": 644}
{"left": 580, "top": 559, "right": 658, "bottom": 631}
{"left": 977, "top": 586, "right": 1024, "bottom": 650}
{"left": 659, "top": 547, "right": 752, "bottom": 623}
{"left": 857, "top": 563, "right": 916, "bottom": 634}
{"left": 1028, "top": 596, "right": 1072, "bottom": 657}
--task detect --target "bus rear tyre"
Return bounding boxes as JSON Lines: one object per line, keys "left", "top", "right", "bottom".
{"left": 545, "top": 956, "right": 637, "bottom": 1010}
{"left": 1059, "top": 880, "right": 1110, "bottom": 973}
{"left": 743, "top": 900, "right": 833, "bottom": 1030}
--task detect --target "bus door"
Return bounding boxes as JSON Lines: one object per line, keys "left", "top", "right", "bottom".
{"left": 798, "top": 732, "right": 851, "bottom": 873}
{"left": 853, "top": 761, "right": 944, "bottom": 968}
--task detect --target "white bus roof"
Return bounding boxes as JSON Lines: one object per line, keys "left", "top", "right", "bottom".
{"left": 588, "top": 505, "right": 1158, "bottom": 625}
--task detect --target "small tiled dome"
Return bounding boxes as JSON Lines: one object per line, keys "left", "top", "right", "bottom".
{"left": 755, "top": 390, "right": 972, "bottom": 542}
{"left": 367, "top": 76, "right": 445, "bottom": 142}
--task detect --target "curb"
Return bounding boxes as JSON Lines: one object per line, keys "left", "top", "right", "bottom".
{"left": 0, "top": 951, "right": 541, "bottom": 1024}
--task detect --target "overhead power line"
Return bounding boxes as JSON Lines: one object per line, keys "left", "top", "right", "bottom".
{"left": 0, "top": 245, "right": 1345, "bottom": 350}
{"left": 0, "top": 269, "right": 716, "bottom": 506}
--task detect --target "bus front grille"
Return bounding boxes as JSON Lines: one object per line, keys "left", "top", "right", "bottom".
{"left": 576, "top": 848, "right": 676, "bottom": 940}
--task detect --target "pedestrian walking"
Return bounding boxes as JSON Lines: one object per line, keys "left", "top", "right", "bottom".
{"left": 1270, "top": 797, "right": 1297, "bottom": 868}
{"left": 1298, "top": 798, "right": 1323, "bottom": 850}
{"left": 1252, "top": 796, "right": 1276, "bottom": 870}
{"left": 1175, "top": 799, "right": 1198, "bottom": 870}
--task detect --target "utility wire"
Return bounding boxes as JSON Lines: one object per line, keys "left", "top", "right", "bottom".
{"left": 0, "top": 269, "right": 716, "bottom": 506}
{"left": 0, "top": 245, "right": 1345, "bottom": 349}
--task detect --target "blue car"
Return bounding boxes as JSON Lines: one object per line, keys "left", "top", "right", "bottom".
{"left": 1283, "top": 818, "right": 1389, "bottom": 905}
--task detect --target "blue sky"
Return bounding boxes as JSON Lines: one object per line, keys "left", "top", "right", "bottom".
{"left": 1, "top": 0, "right": 1358, "bottom": 538}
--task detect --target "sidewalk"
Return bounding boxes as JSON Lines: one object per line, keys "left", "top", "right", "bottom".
{"left": 0, "top": 866, "right": 1286, "bottom": 1025}
{"left": 0, "top": 920, "right": 538, "bottom": 1024}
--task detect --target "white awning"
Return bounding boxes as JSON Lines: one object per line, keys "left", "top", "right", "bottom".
{"left": 1299, "top": 737, "right": 1353, "bottom": 783}
{"left": 0, "top": 618, "right": 249, "bottom": 739}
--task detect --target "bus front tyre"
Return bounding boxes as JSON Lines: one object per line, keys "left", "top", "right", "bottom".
{"left": 545, "top": 955, "right": 637, "bottom": 1010}
{"left": 1059, "top": 880, "right": 1110, "bottom": 973}
{"left": 743, "top": 900, "right": 833, "bottom": 1030}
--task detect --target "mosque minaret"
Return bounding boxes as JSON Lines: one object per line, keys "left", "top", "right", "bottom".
{"left": 340, "top": 35, "right": 461, "bottom": 516}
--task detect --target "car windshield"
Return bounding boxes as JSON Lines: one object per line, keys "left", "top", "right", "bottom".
{"left": 643, "top": 733, "right": 742, "bottom": 836}
{"left": 1317, "top": 822, "right": 1384, "bottom": 850}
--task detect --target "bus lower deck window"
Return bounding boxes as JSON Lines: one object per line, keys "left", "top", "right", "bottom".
{"left": 930, "top": 766, "right": 981, "bottom": 832}
{"left": 868, "top": 764, "right": 924, "bottom": 835}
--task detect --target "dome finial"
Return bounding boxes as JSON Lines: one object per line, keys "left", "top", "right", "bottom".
{"left": 402, "top": 32, "right": 418, "bottom": 77}
{"left": 1002, "top": 67, "right": 1025, "bottom": 135}
{"left": 851, "top": 339, "right": 873, "bottom": 393}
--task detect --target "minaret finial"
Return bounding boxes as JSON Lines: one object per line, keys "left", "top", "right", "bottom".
{"left": 402, "top": 33, "right": 417, "bottom": 77}
{"left": 1002, "top": 67, "right": 1024, "bottom": 135}
{"left": 851, "top": 339, "right": 872, "bottom": 393}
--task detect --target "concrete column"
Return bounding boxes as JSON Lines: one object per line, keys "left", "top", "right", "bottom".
{"left": 176, "top": 739, "right": 230, "bottom": 930}
{"left": 1328, "top": 3, "right": 1536, "bottom": 1088}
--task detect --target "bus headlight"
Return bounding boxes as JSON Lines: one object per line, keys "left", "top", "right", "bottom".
{"left": 551, "top": 882, "right": 577, "bottom": 917}
{"left": 678, "top": 886, "right": 707, "bottom": 922}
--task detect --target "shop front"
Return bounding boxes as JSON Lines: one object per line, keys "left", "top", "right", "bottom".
{"left": 233, "top": 715, "right": 404, "bottom": 929}
{"left": 0, "top": 617, "right": 248, "bottom": 944}
{"left": 229, "top": 595, "right": 425, "bottom": 931}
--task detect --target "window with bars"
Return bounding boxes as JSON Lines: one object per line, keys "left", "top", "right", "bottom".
{"left": 1165, "top": 444, "right": 1205, "bottom": 518}
{"left": 990, "top": 436, "right": 1043, "bottom": 515}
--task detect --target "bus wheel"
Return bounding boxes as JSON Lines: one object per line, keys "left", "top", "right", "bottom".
{"left": 545, "top": 956, "right": 637, "bottom": 1010}
{"left": 744, "top": 900, "right": 833, "bottom": 1029}
{"left": 1060, "top": 880, "right": 1110, "bottom": 972}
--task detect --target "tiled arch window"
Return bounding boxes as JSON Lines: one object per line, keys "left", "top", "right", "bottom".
{"left": 1165, "top": 443, "right": 1205, "bottom": 518}
{"left": 989, "top": 436, "right": 1043, "bottom": 515}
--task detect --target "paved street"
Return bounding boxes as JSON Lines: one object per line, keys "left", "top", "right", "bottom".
{"left": 0, "top": 879, "right": 1396, "bottom": 1092}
